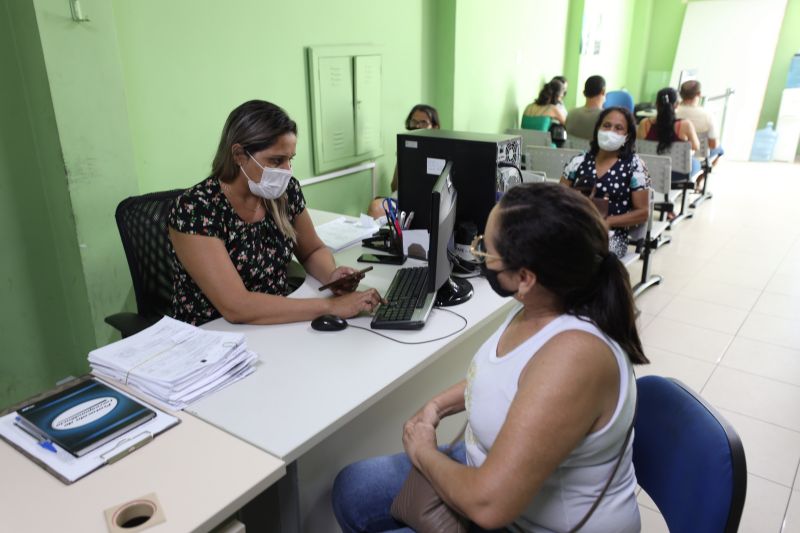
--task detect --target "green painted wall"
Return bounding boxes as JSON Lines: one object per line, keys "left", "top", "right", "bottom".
{"left": 563, "top": 0, "right": 585, "bottom": 111}
{"left": 452, "top": 0, "right": 569, "bottom": 133}
{"left": 428, "top": 0, "right": 457, "bottom": 129}
{"left": 758, "top": 0, "right": 800, "bottom": 134}
{"left": 0, "top": 0, "right": 96, "bottom": 407}
{"left": 639, "top": 0, "right": 686, "bottom": 103}
{"left": 112, "top": 0, "right": 435, "bottom": 203}
{"left": 32, "top": 0, "right": 142, "bottom": 351}
{"left": 624, "top": 0, "right": 654, "bottom": 102}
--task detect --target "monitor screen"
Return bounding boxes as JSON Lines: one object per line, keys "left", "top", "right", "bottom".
{"left": 428, "top": 162, "right": 456, "bottom": 293}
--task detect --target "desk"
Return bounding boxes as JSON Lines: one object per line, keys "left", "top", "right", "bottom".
{"left": 0, "top": 411, "right": 285, "bottom": 533}
{"left": 187, "top": 210, "right": 513, "bottom": 531}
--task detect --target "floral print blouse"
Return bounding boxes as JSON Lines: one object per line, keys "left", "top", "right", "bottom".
{"left": 563, "top": 152, "right": 650, "bottom": 257}
{"left": 168, "top": 176, "right": 305, "bottom": 325}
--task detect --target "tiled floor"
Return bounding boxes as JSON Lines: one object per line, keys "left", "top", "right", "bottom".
{"left": 625, "top": 159, "right": 800, "bottom": 532}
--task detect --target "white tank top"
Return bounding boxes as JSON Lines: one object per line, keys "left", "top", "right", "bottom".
{"left": 464, "top": 305, "right": 640, "bottom": 533}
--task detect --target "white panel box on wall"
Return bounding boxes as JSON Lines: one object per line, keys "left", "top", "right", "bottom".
{"left": 774, "top": 88, "right": 800, "bottom": 162}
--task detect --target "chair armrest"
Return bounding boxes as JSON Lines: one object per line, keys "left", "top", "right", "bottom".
{"left": 105, "top": 312, "right": 153, "bottom": 338}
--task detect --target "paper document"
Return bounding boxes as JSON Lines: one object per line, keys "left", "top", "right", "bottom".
{"left": 88, "top": 316, "right": 258, "bottom": 410}
{"left": 315, "top": 216, "right": 379, "bottom": 252}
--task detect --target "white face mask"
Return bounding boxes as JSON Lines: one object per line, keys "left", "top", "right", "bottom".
{"left": 597, "top": 130, "right": 627, "bottom": 152}
{"left": 241, "top": 153, "right": 292, "bottom": 199}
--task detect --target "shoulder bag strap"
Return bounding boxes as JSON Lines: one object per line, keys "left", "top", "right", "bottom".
{"left": 568, "top": 402, "right": 638, "bottom": 533}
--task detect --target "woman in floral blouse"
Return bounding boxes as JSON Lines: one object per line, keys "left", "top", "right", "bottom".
{"left": 560, "top": 107, "right": 651, "bottom": 258}
{"left": 168, "top": 100, "right": 382, "bottom": 325}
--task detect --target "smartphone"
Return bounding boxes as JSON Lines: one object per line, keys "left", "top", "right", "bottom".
{"left": 318, "top": 266, "right": 374, "bottom": 292}
{"left": 357, "top": 253, "right": 407, "bottom": 265}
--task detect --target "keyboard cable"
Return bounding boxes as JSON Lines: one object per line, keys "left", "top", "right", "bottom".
{"left": 347, "top": 307, "right": 469, "bottom": 345}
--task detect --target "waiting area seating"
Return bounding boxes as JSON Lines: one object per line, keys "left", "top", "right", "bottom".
{"left": 634, "top": 376, "right": 747, "bottom": 532}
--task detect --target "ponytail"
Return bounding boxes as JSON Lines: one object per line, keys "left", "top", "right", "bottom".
{"left": 496, "top": 183, "right": 648, "bottom": 365}
{"left": 535, "top": 79, "right": 565, "bottom": 106}
{"left": 567, "top": 254, "right": 648, "bottom": 364}
{"left": 654, "top": 87, "right": 678, "bottom": 154}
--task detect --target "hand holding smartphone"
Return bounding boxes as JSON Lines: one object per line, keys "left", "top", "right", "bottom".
{"left": 318, "top": 266, "right": 374, "bottom": 292}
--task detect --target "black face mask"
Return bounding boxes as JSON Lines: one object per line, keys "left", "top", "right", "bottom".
{"left": 480, "top": 262, "right": 516, "bottom": 298}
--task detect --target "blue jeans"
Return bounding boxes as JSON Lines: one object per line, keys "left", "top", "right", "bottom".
{"left": 710, "top": 146, "right": 724, "bottom": 158}
{"left": 332, "top": 442, "right": 504, "bottom": 533}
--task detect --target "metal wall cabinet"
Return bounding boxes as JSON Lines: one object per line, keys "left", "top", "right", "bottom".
{"left": 308, "top": 46, "right": 382, "bottom": 174}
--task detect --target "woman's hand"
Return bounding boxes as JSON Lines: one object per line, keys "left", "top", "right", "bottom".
{"left": 403, "top": 418, "right": 438, "bottom": 469}
{"left": 326, "top": 266, "right": 363, "bottom": 295}
{"left": 407, "top": 401, "right": 442, "bottom": 429}
{"left": 328, "top": 288, "right": 383, "bottom": 318}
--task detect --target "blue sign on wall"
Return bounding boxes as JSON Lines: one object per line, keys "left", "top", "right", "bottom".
{"left": 787, "top": 53, "right": 800, "bottom": 88}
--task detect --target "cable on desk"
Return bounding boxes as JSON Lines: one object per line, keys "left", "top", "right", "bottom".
{"left": 348, "top": 307, "right": 469, "bottom": 345}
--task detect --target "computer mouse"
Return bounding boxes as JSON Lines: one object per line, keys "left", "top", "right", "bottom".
{"left": 310, "top": 314, "right": 348, "bottom": 332}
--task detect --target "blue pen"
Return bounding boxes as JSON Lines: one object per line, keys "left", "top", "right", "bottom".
{"left": 15, "top": 416, "right": 58, "bottom": 453}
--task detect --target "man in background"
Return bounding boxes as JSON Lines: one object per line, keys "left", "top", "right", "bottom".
{"left": 565, "top": 75, "right": 605, "bottom": 140}
{"left": 676, "top": 79, "right": 724, "bottom": 159}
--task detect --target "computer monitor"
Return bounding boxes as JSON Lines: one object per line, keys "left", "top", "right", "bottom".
{"left": 428, "top": 162, "right": 473, "bottom": 307}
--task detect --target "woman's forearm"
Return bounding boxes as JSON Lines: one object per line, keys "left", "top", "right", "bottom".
{"left": 216, "top": 291, "right": 333, "bottom": 325}
{"left": 607, "top": 206, "right": 648, "bottom": 228}
{"left": 430, "top": 380, "right": 467, "bottom": 418}
{"left": 302, "top": 245, "right": 337, "bottom": 283}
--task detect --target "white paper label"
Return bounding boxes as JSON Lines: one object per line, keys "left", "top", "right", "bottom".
{"left": 426, "top": 158, "right": 446, "bottom": 175}
{"left": 404, "top": 140, "right": 418, "bottom": 148}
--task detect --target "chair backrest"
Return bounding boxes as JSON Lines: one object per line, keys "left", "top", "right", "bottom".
{"left": 636, "top": 138, "right": 692, "bottom": 174}
{"left": 696, "top": 132, "right": 711, "bottom": 160}
{"left": 521, "top": 115, "right": 552, "bottom": 132}
{"left": 637, "top": 153, "right": 671, "bottom": 195}
{"left": 115, "top": 189, "right": 185, "bottom": 323}
{"left": 634, "top": 376, "right": 747, "bottom": 533}
{"left": 506, "top": 128, "right": 552, "bottom": 149}
{"left": 525, "top": 146, "right": 583, "bottom": 182}
{"left": 564, "top": 136, "right": 591, "bottom": 152}
{"left": 603, "top": 90, "right": 635, "bottom": 113}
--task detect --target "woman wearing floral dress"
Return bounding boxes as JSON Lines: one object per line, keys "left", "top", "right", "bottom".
{"left": 560, "top": 107, "right": 651, "bottom": 258}
{"left": 168, "top": 100, "right": 382, "bottom": 325}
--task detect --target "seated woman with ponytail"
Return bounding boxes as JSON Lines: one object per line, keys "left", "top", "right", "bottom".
{"left": 637, "top": 86, "right": 701, "bottom": 183}
{"left": 561, "top": 107, "right": 651, "bottom": 259}
{"left": 332, "top": 182, "right": 648, "bottom": 532}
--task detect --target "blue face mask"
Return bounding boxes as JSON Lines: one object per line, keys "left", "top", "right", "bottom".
{"left": 479, "top": 262, "right": 516, "bottom": 298}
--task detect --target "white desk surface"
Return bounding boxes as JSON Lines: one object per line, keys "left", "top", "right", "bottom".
{"left": 187, "top": 209, "right": 512, "bottom": 462}
{"left": 0, "top": 411, "right": 285, "bottom": 533}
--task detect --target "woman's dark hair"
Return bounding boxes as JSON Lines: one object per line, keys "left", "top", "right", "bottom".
{"left": 590, "top": 107, "right": 637, "bottom": 159}
{"left": 494, "top": 183, "right": 648, "bottom": 365}
{"left": 534, "top": 80, "right": 565, "bottom": 106}
{"left": 654, "top": 87, "right": 679, "bottom": 154}
{"left": 405, "top": 104, "right": 440, "bottom": 130}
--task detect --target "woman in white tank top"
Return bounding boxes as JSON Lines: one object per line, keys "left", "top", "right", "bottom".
{"left": 332, "top": 183, "right": 649, "bottom": 532}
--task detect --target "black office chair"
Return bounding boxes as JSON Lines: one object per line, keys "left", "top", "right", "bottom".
{"left": 634, "top": 376, "right": 747, "bottom": 532}
{"left": 105, "top": 189, "right": 185, "bottom": 338}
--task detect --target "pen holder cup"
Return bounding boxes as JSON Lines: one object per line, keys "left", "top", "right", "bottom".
{"left": 105, "top": 492, "right": 166, "bottom": 532}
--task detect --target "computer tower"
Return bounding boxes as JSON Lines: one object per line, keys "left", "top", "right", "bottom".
{"left": 397, "top": 129, "right": 521, "bottom": 233}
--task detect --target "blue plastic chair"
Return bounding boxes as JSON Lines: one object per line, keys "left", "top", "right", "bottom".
{"left": 634, "top": 376, "right": 747, "bottom": 533}
{"left": 521, "top": 115, "right": 551, "bottom": 131}
{"left": 604, "top": 90, "right": 635, "bottom": 113}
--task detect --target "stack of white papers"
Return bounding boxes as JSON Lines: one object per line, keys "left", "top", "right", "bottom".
{"left": 315, "top": 215, "right": 380, "bottom": 252}
{"left": 89, "top": 317, "right": 257, "bottom": 410}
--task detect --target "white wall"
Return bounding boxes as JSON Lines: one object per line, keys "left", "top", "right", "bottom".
{"left": 577, "top": 0, "right": 634, "bottom": 96}
{"left": 671, "top": 0, "right": 787, "bottom": 160}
